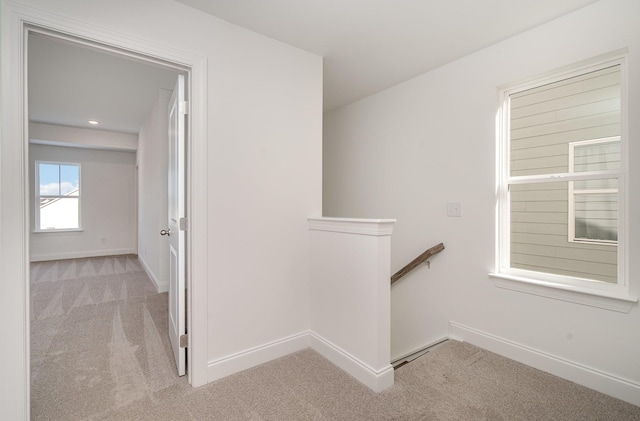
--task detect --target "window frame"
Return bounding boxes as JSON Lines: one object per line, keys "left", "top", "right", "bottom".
{"left": 491, "top": 51, "right": 636, "bottom": 312}
{"left": 34, "top": 160, "right": 83, "bottom": 232}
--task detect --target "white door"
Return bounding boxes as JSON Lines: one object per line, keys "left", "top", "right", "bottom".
{"left": 165, "top": 74, "right": 186, "bottom": 376}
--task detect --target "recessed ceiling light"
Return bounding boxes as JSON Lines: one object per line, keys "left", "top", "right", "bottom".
{"left": 88, "top": 120, "right": 99, "bottom": 125}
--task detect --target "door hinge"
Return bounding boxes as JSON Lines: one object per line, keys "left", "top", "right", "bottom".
{"left": 180, "top": 334, "right": 188, "bottom": 348}
{"left": 179, "top": 217, "right": 188, "bottom": 231}
{"left": 180, "top": 100, "right": 189, "bottom": 115}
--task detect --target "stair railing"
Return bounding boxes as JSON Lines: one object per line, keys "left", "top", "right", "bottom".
{"left": 390, "top": 243, "right": 444, "bottom": 285}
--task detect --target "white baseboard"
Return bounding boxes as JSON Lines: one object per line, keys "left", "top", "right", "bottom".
{"left": 138, "top": 255, "right": 168, "bottom": 293}
{"left": 205, "top": 331, "right": 394, "bottom": 393}
{"left": 309, "top": 332, "right": 394, "bottom": 393}
{"left": 449, "top": 321, "right": 640, "bottom": 407}
{"left": 206, "top": 331, "right": 310, "bottom": 383}
{"left": 30, "top": 248, "right": 136, "bottom": 262}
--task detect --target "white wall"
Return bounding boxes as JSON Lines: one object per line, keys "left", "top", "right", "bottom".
{"left": 29, "top": 142, "right": 137, "bottom": 261}
{"left": 137, "top": 89, "right": 171, "bottom": 292}
{"left": 1, "top": 0, "right": 322, "bottom": 418}
{"left": 202, "top": 27, "right": 322, "bottom": 375}
{"left": 324, "top": 0, "right": 640, "bottom": 405}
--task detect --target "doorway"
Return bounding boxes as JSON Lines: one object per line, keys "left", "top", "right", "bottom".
{"left": 26, "top": 27, "right": 192, "bottom": 416}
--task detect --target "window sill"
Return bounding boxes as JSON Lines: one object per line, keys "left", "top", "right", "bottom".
{"left": 34, "top": 228, "right": 84, "bottom": 234}
{"left": 489, "top": 272, "right": 637, "bottom": 313}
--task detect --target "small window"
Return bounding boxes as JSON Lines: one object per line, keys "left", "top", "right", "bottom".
{"left": 36, "top": 161, "right": 81, "bottom": 231}
{"left": 495, "top": 54, "right": 628, "bottom": 295}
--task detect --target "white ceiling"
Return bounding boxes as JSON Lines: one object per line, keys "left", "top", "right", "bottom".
{"left": 28, "top": 1, "right": 600, "bottom": 133}
{"left": 176, "top": 0, "right": 600, "bottom": 111}
{"left": 28, "top": 33, "right": 180, "bottom": 134}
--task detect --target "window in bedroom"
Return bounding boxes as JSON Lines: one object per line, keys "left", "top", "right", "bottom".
{"left": 35, "top": 161, "right": 81, "bottom": 231}
{"left": 492, "top": 52, "right": 634, "bottom": 310}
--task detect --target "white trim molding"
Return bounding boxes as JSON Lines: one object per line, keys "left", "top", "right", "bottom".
{"left": 490, "top": 272, "right": 637, "bottom": 313}
{"left": 449, "top": 321, "right": 640, "bottom": 407}
{"left": 308, "top": 216, "right": 396, "bottom": 236}
{"left": 205, "top": 331, "right": 394, "bottom": 394}
{"left": 30, "top": 248, "right": 137, "bottom": 263}
{"left": 206, "top": 332, "right": 310, "bottom": 383}
{"left": 309, "top": 332, "right": 394, "bottom": 393}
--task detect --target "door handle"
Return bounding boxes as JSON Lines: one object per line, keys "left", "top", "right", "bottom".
{"left": 160, "top": 229, "right": 171, "bottom": 236}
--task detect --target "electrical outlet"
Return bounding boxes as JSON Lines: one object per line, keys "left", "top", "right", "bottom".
{"left": 447, "top": 202, "right": 462, "bottom": 217}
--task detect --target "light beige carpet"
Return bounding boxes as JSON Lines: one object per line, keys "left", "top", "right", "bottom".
{"left": 31, "top": 256, "right": 640, "bottom": 420}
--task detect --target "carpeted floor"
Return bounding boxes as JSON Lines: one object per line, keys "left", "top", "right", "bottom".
{"left": 30, "top": 256, "right": 640, "bottom": 420}
{"left": 30, "top": 255, "right": 181, "bottom": 420}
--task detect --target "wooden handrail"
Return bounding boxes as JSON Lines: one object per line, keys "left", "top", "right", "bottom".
{"left": 391, "top": 243, "right": 444, "bottom": 285}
